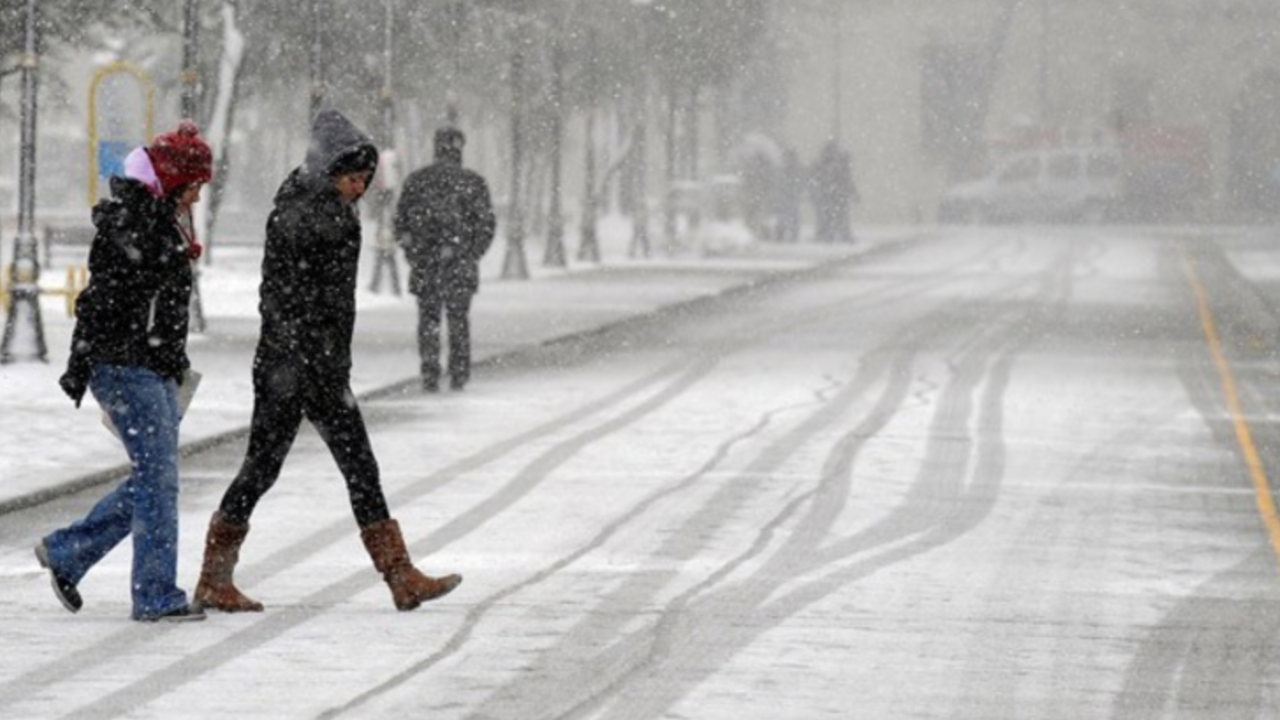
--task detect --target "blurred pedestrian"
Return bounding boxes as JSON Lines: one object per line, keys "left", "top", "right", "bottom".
{"left": 37, "top": 121, "right": 212, "bottom": 623}
{"left": 810, "top": 141, "right": 858, "bottom": 243}
{"left": 739, "top": 150, "right": 775, "bottom": 241}
{"left": 394, "top": 127, "right": 496, "bottom": 392}
{"left": 193, "top": 109, "right": 462, "bottom": 613}
{"left": 775, "top": 147, "right": 803, "bottom": 243}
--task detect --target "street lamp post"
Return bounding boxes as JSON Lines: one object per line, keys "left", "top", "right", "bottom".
{"left": 577, "top": 30, "right": 600, "bottom": 264}
{"left": 182, "top": 0, "right": 207, "bottom": 332}
{"left": 182, "top": 0, "right": 200, "bottom": 120}
{"left": 501, "top": 30, "right": 530, "bottom": 280}
{"left": 628, "top": 0, "right": 652, "bottom": 258}
{"left": 543, "top": 41, "right": 566, "bottom": 268}
{"left": 663, "top": 85, "right": 677, "bottom": 255}
{"left": 368, "top": 0, "right": 402, "bottom": 295}
{"left": 445, "top": 0, "right": 463, "bottom": 124}
{"left": 309, "top": 0, "right": 325, "bottom": 117}
{"left": 1039, "top": 0, "right": 1050, "bottom": 122}
{"left": 1, "top": 0, "right": 48, "bottom": 363}
{"left": 831, "top": 6, "right": 842, "bottom": 144}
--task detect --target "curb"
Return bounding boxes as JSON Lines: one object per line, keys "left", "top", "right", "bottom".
{"left": 0, "top": 241, "right": 902, "bottom": 516}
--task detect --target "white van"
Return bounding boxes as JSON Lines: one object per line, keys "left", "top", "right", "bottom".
{"left": 938, "top": 147, "right": 1122, "bottom": 224}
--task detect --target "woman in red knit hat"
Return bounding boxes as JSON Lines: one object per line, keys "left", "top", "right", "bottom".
{"left": 35, "top": 120, "right": 213, "bottom": 623}
{"left": 149, "top": 120, "right": 213, "bottom": 261}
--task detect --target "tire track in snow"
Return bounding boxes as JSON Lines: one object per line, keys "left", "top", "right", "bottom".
{"left": 602, "top": 324, "right": 1025, "bottom": 720}
{"left": 49, "top": 354, "right": 717, "bottom": 720}
{"left": 0, "top": 355, "right": 697, "bottom": 716}
{"left": 4, "top": 234, "right": 1018, "bottom": 717}
{"left": 1112, "top": 236, "right": 1280, "bottom": 717}
{"left": 453, "top": 293, "right": 986, "bottom": 717}
{"left": 309, "top": 237, "right": 1037, "bottom": 717}
{"left": 315, "top": 376, "right": 847, "bottom": 719}
{"left": 46, "top": 267, "right": 880, "bottom": 719}
{"left": 587, "top": 243, "right": 1074, "bottom": 720}
{"left": 458, "top": 240, "right": 1076, "bottom": 719}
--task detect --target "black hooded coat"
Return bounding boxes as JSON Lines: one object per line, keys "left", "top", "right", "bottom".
{"left": 394, "top": 146, "right": 495, "bottom": 298}
{"left": 253, "top": 109, "right": 377, "bottom": 388}
{"left": 59, "top": 177, "right": 192, "bottom": 406}
{"left": 218, "top": 109, "right": 391, "bottom": 528}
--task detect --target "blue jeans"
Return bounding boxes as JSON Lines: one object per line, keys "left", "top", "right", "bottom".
{"left": 42, "top": 364, "right": 189, "bottom": 619}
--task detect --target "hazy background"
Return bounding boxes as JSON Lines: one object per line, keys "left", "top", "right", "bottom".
{"left": 1, "top": 0, "right": 1278, "bottom": 248}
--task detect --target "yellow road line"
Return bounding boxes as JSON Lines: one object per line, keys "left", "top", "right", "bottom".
{"left": 1180, "top": 250, "right": 1280, "bottom": 574}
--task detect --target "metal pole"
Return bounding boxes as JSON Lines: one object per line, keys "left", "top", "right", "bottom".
{"left": 446, "top": 0, "right": 462, "bottom": 123}
{"left": 501, "top": 35, "right": 529, "bottom": 280}
{"left": 382, "top": 0, "right": 394, "bottom": 146}
{"left": 369, "top": 0, "right": 401, "bottom": 295}
{"left": 663, "top": 86, "right": 677, "bottom": 255}
{"left": 577, "top": 30, "right": 600, "bottom": 263}
{"left": 182, "top": 0, "right": 200, "bottom": 120}
{"left": 831, "top": 5, "right": 842, "bottom": 144}
{"left": 1039, "top": 0, "right": 1049, "bottom": 122}
{"left": 1, "top": 0, "right": 48, "bottom": 363}
{"left": 543, "top": 41, "right": 566, "bottom": 268}
{"left": 628, "top": 3, "right": 651, "bottom": 259}
{"left": 309, "top": 0, "right": 325, "bottom": 118}
{"left": 182, "top": 0, "right": 207, "bottom": 331}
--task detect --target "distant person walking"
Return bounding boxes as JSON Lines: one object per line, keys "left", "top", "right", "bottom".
{"left": 193, "top": 109, "right": 461, "bottom": 613}
{"left": 37, "top": 121, "right": 212, "bottom": 622}
{"left": 775, "top": 147, "right": 804, "bottom": 243}
{"left": 394, "top": 127, "right": 496, "bottom": 392}
{"left": 810, "top": 141, "right": 858, "bottom": 243}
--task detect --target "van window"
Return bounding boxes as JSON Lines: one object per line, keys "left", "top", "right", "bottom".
{"left": 1047, "top": 154, "right": 1081, "bottom": 180}
{"left": 998, "top": 157, "right": 1039, "bottom": 184}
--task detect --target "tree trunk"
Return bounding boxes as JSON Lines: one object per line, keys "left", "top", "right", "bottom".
{"left": 663, "top": 84, "right": 678, "bottom": 254}
{"left": 578, "top": 102, "right": 599, "bottom": 263}
{"left": 543, "top": 43, "right": 566, "bottom": 268}
{"left": 501, "top": 40, "right": 529, "bottom": 280}
{"left": 194, "top": 0, "right": 246, "bottom": 264}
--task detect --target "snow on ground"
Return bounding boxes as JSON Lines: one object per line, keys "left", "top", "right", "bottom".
{"left": 0, "top": 210, "right": 867, "bottom": 508}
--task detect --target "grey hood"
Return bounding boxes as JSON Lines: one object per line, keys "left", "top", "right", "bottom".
{"left": 299, "top": 109, "right": 378, "bottom": 188}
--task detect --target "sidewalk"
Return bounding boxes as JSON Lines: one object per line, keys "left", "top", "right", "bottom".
{"left": 0, "top": 222, "right": 893, "bottom": 513}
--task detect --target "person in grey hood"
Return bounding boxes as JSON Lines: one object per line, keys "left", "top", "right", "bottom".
{"left": 193, "top": 109, "right": 462, "bottom": 613}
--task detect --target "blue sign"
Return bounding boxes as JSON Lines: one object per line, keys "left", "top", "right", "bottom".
{"left": 96, "top": 139, "right": 132, "bottom": 179}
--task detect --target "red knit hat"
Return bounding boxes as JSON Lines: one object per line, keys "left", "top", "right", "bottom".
{"left": 147, "top": 120, "right": 213, "bottom": 194}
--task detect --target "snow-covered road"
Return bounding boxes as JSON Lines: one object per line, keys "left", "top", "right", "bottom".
{"left": 5, "top": 227, "right": 1280, "bottom": 718}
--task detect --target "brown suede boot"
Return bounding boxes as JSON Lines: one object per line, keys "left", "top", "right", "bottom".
{"left": 193, "top": 511, "right": 265, "bottom": 612}
{"left": 360, "top": 518, "right": 462, "bottom": 611}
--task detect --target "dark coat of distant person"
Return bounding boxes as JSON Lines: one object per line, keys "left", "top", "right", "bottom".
{"left": 810, "top": 141, "right": 858, "bottom": 244}
{"left": 393, "top": 128, "right": 496, "bottom": 392}
{"left": 394, "top": 130, "right": 496, "bottom": 299}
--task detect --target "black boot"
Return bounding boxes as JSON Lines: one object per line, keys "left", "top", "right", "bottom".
{"left": 34, "top": 540, "right": 82, "bottom": 613}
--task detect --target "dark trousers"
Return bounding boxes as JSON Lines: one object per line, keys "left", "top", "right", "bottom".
{"left": 416, "top": 285, "right": 473, "bottom": 385}
{"left": 217, "top": 361, "right": 391, "bottom": 528}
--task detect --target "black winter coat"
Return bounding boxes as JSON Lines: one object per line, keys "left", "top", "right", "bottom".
{"left": 394, "top": 158, "right": 495, "bottom": 296}
{"left": 60, "top": 177, "right": 192, "bottom": 405}
{"left": 253, "top": 111, "right": 375, "bottom": 385}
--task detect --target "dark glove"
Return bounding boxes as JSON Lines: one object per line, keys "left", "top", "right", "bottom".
{"left": 58, "top": 363, "right": 91, "bottom": 408}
